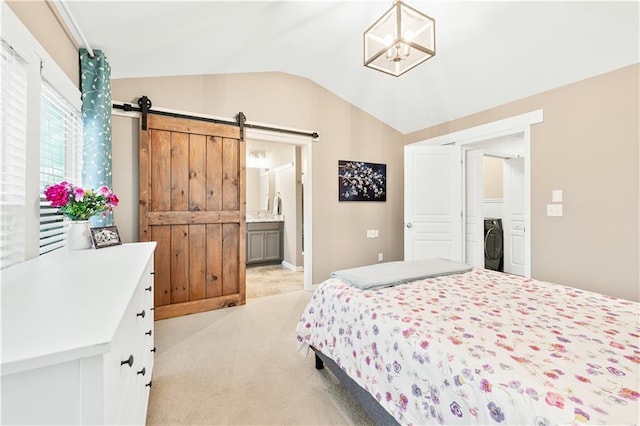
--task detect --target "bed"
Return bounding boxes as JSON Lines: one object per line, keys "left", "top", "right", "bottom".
{"left": 295, "top": 259, "right": 640, "bottom": 425}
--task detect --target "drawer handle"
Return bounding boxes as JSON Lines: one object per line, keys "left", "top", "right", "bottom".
{"left": 137, "top": 367, "right": 146, "bottom": 376}
{"left": 150, "top": 347, "right": 156, "bottom": 353}
{"left": 121, "top": 355, "right": 134, "bottom": 368}
{"left": 150, "top": 307, "right": 155, "bottom": 311}
{"left": 137, "top": 310, "right": 146, "bottom": 318}
{"left": 145, "top": 330, "right": 152, "bottom": 336}
{"left": 145, "top": 285, "right": 152, "bottom": 292}
{"left": 150, "top": 272, "right": 155, "bottom": 275}
{"left": 146, "top": 380, "right": 152, "bottom": 388}
{"left": 211, "top": 274, "right": 218, "bottom": 281}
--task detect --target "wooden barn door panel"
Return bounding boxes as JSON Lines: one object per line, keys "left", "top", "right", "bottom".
{"left": 140, "top": 115, "right": 245, "bottom": 320}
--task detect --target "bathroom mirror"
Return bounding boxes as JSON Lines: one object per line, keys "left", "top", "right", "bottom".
{"left": 246, "top": 167, "right": 270, "bottom": 212}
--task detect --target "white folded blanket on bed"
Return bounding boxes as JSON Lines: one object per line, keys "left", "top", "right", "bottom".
{"left": 330, "top": 258, "right": 473, "bottom": 290}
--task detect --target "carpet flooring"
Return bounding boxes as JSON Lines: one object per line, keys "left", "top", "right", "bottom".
{"left": 146, "top": 289, "right": 375, "bottom": 425}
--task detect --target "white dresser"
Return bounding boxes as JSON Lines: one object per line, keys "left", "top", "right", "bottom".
{"left": 1, "top": 242, "right": 157, "bottom": 425}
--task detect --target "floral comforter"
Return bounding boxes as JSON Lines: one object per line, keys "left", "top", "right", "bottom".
{"left": 296, "top": 268, "right": 640, "bottom": 425}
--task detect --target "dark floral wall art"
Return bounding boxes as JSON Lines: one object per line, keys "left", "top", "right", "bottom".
{"left": 338, "top": 160, "right": 387, "bottom": 201}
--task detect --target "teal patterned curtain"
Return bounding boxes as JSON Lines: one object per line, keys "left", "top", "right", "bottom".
{"left": 80, "top": 48, "right": 112, "bottom": 226}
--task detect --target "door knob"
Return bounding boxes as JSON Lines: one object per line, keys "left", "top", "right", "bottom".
{"left": 406, "top": 223, "right": 412, "bottom": 229}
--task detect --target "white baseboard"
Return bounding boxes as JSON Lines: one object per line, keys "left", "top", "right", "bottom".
{"left": 282, "top": 260, "right": 303, "bottom": 272}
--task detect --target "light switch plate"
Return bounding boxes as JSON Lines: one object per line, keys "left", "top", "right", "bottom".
{"left": 547, "top": 204, "right": 563, "bottom": 217}
{"left": 552, "top": 190, "right": 563, "bottom": 203}
{"left": 366, "top": 229, "right": 379, "bottom": 238}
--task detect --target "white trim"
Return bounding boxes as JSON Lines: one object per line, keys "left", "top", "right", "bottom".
{"left": 49, "top": 0, "right": 94, "bottom": 58}
{"left": 281, "top": 260, "right": 303, "bottom": 272}
{"left": 111, "top": 108, "right": 139, "bottom": 119}
{"left": 410, "top": 110, "right": 541, "bottom": 279}
{"left": 410, "top": 110, "right": 543, "bottom": 147}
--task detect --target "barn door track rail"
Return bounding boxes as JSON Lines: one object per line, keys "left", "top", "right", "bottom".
{"left": 112, "top": 96, "right": 319, "bottom": 140}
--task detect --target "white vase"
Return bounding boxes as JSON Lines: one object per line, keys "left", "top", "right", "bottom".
{"left": 66, "top": 220, "right": 92, "bottom": 250}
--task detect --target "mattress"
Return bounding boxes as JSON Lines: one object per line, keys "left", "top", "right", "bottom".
{"left": 296, "top": 268, "right": 640, "bottom": 425}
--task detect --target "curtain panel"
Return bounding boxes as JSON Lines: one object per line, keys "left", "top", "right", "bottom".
{"left": 80, "top": 48, "right": 112, "bottom": 225}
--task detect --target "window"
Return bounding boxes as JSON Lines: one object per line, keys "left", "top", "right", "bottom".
{"left": 1, "top": 2, "right": 83, "bottom": 265}
{"left": 0, "top": 40, "right": 28, "bottom": 269}
{"left": 39, "top": 81, "right": 83, "bottom": 255}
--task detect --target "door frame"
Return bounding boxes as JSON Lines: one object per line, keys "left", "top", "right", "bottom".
{"left": 407, "top": 110, "right": 543, "bottom": 278}
{"left": 245, "top": 127, "right": 314, "bottom": 291}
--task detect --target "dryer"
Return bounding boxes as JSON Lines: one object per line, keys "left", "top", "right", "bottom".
{"left": 484, "top": 218, "right": 504, "bottom": 271}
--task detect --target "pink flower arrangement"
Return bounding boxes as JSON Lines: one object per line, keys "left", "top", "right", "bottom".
{"left": 43, "top": 181, "right": 119, "bottom": 221}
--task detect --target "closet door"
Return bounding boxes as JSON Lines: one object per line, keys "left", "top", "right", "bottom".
{"left": 140, "top": 114, "right": 245, "bottom": 319}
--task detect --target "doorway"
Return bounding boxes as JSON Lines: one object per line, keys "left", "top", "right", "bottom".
{"left": 245, "top": 139, "right": 304, "bottom": 298}
{"left": 404, "top": 110, "right": 542, "bottom": 278}
{"left": 464, "top": 134, "right": 526, "bottom": 276}
{"left": 245, "top": 127, "right": 313, "bottom": 292}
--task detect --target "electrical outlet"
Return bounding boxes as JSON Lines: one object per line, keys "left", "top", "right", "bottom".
{"left": 378, "top": 253, "right": 383, "bottom": 261}
{"left": 546, "top": 204, "right": 563, "bottom": 217}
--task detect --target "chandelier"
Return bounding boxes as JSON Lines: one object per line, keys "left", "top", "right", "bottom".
{"left": 364, "top": 0, "right": 436, "bottom": 77}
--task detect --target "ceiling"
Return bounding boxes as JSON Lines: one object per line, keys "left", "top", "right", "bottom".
{"left": 65, "top": 1, "right": 639, "bottom": 135}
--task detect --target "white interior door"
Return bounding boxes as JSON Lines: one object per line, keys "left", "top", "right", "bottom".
{"left": 503, "top": 157, "right": 525, "bottom": 275}
{"left": 404, "top": 145, "right": 462, "bottom": 262}
{"left": 464, "top": 149, "right": 484, "bottom": 267}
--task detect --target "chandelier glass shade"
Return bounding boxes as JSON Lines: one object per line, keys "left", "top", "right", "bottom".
{"left": 364, "top": 0, "right": 436, "bottom": 77}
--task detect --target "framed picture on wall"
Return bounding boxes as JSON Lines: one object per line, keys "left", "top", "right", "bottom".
{"left": 338, "top": 160, "right": 386, "bottom": 201}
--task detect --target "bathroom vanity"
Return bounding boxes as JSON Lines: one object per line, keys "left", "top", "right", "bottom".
{"left": 246, "top": 217, "right": 283, "bottom": 265}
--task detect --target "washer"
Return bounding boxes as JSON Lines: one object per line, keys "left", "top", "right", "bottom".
{"left": 484, "top": 218, "right": 504, "bottom": 271}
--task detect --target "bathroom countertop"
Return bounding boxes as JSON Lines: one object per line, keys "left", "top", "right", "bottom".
{"left": 246, "top": 215, "right": 284, "bottom": 223}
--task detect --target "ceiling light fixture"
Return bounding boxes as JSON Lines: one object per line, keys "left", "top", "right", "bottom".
{"left": 364, "top": 0, "right": 436, "bottom": 77}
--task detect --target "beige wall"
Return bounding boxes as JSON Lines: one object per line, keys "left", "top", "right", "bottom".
{"left": 7, "top": 0, "right": 78, "bottom": 85}
{"left": 110, "top": 72, "right": 405, "bottom": 283}
{"left": 406, "top": 64, "right": 639, "bottom": 302}
{"left": 483, "top": 156, "right": 504, "bottom": 199}
{"left": 111, "top": 114, "right": 139, "bottom": 244}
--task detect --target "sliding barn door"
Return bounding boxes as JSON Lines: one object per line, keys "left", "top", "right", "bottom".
{"left": 140, "top": 114, "right": 245, "bottom": 320}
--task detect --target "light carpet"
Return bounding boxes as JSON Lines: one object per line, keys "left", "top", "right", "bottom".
{"left": 147, "top": 289, "right": 375, "bottom": 425}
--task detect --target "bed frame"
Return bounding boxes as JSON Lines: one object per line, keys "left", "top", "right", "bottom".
{"left": 311, "top": 346, "right": 399, "bottom": 426}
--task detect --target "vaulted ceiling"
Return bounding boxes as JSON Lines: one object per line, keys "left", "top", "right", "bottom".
{"left": 66, "top": 1, "right": 639, "bottom": 134}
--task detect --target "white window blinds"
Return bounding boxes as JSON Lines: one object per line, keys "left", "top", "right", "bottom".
{"left": 0, "top": 40, "right": 28, "bottom": 269}
{"left": 39, "top": 80, "right": 83, "bottom": 255}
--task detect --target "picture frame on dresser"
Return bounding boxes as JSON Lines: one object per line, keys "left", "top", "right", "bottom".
{"left": 90, "top": 225, "right": 122, "bottom": 249}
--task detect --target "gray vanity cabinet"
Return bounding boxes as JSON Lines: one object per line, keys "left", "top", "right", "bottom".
{"left": 247, "top": 222, "right": 283, "bottom": 264}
